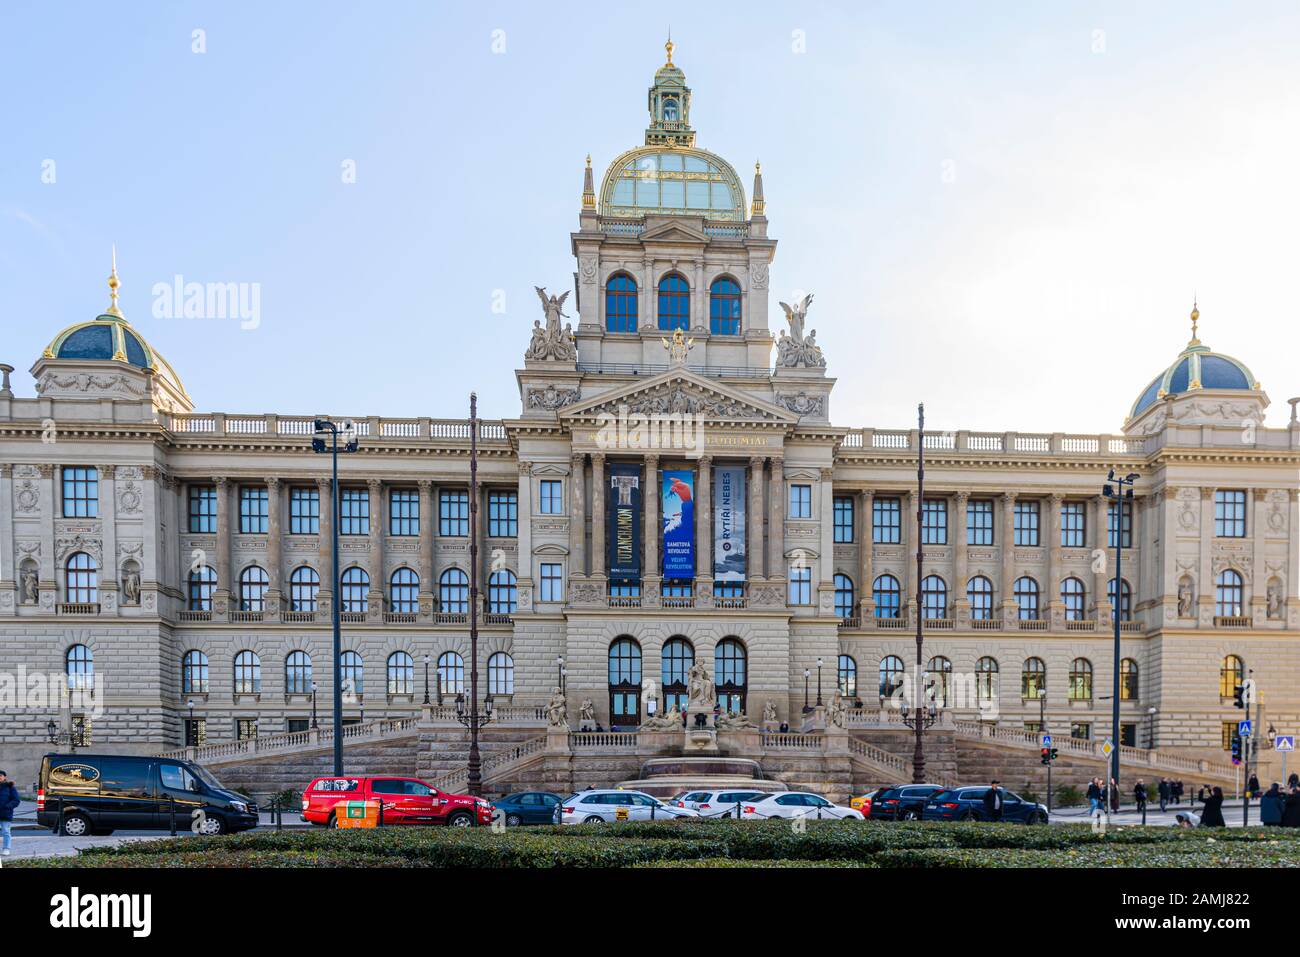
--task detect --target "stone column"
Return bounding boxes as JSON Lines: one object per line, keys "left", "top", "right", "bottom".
{"left": 418, "top": 480, "right": 435, "bottom": 615}
{"left": 641, "top": 257, "right": 655, "bottom": 331}
{"left": 1046, "top": 493, "right": 1063, "bottom": 625}
{"left": 858, "top": 489, "right": 874, "bottom": 618}
{"left": 0, "top": 466, "right": 15, "bottom": 614}
{"left": 644, "top": 454, "right": 660, "bottom": 590}
{"left": 515, "top": 465, "right": 532, "bottom": 608}
{"left": 265, "top": 477, "right": 283, "bottom": 617}
{"left": 214, "top": 476, "right": 232, "bottom": 618}
{"left": 38, "top": 465, "right": 56, "bottom": 592}
{"left": 695, "top": 455, "right": 712, "bottom": 596}
{"left": 316, "top": 476, "right": 333, "bottom": 615}
{"left": 99, "top": 465, "right": 118, "bottom": 614}
{"left": 1197, "top": 487, "right": 1214, "bottom": 623}
{"left": 591, "top": 453, "right": 606, "bottom": 579}
{"left": 953, "top": 490, "right": 969, "bottom": 624}
{"left": 772, "top": 461, "right": 790, "bottom": 583}
{"left": 747, "top": 456, "right": 765, "bottom": 581}
{"left": 569, "top": 453, "right": 586, "bottom": 577}
{"left": 1093, "top": 495, "right": 1110, "bottom": 623}
{"left": 367, "top": 479, "right": 384, "bottom": 619}
{"left": 1000, "top": 491, "right": 1017, "bottom": 621}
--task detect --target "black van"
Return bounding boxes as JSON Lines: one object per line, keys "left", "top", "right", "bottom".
{"left": 37, "top": 753, "right": 259, "bottom": 836}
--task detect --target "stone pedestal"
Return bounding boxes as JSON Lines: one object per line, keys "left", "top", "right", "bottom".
{"left": 683, "top": 727, "right": 720, "bottom": 754}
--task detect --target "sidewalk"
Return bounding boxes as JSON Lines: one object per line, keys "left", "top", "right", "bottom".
{"left": 9, "top": 799, "right": 311, "bottom": 831}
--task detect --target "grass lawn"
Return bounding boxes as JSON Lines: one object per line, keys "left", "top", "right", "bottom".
{"left": 11, "top": 819, "right": 1300, "bottom": 868}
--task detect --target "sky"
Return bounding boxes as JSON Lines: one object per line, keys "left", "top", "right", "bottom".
{"left": 2, "top": 0, "right": 1299, "bottom": 432}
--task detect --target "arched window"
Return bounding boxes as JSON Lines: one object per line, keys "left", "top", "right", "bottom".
{"left": 1021, "top": 657, "right": 1046, "bottom": 699}
{"left": 873, "top": 574, "right": 901, "bottom": 619}
{"left": 389, "top": 568, "right": 419, "bottom": 614}
{"left": 926, "top": 656, "right": 953, "bottom": 706}
{"left": 239, "top": 565, "right": 269, "bottom": 612}
{"left": 976, "top": 656, "right": 999, "bottom": 702}
{"left": 967, "top": 576, "right": 994, "bottom": 620}
{"left": 605, "top": 273, "right": 638, "bottom": 333}
{"left": 1014, "top": 576, "right": 1040, "bottom": 620}
{"left": 182, "top": 650, "right": 209, "bottom": 694}
{"left": 340, "top": 567, "right": 369, "bottom": 613}
{"left": 1068, "top": 657, "right": 1093, "bottom": 700}
{"left": 1215, "top": 569, "right": 1244, "bottom": 617}
{"left": 387, "top": 652, "right": 414, "bottom": 695}
{"left": 1120, "top": 658, "right": 1139, "bottom": 701}
{"left": 879, "top": 655, "right": 905, "bottom": 699}
{"left": 285, "top": 651, "right": 312, "bottom": 694}
{"left": 440, "top": 568, "right": 469, "bottom": 614}
{"left": 662, "top": 637, "right": 694, "bottom": 713}
{"left": 709, "top": 277, "right": 742, "bottom": 335}
{"left": 290, "top": 566, "right": 319, "bottom": 612}
{"left": 1061, "top": 577, "right": 1086, "bottom": 621}
{"left": 65, "top": 552, "right": 97, "bottom": 604}
{"left": 66, "top": 645, "right": 94, "bottom": 692}
{"left": 188, "top": 565, "right": 217, "bottom": 612}
{"left": 234, "top": 650, "right": 262, "bottom": 694}
{"left": 489, "top": 569, "right": 518, "bottom": 614}
{"left": 657, "top": 273, "right": 690, "bottom": 331}
{"left": 488, "top": 652, "right": 515, "bottom": 696}
{"left": 921, "top": 575, "right": 947, "bottom": 620}
{"left": 1219, "top": 654, "right": 1244, "bottom": 699}
{"left": 715, "top": 638, "right": 747, "bottom": 714}
{"left": 609, "top": 638, "right": 642, "bottom": 726}
{"left": 834, "top": 573, "right": 855, "bottom": 620}
{"left": 662, "top": 96, "right": 678, "bottom": 121}
{"left": 838, "top": 654, "right": 858, "bottom": 698}
{"left": 1108, "top": 577, "right": 1132, "bottom": 622}
{"left": 340, "top": 651, "right": 364, "bottom": 698}
{"left": 438, "top": 652, "right": 465, "bottom": 695}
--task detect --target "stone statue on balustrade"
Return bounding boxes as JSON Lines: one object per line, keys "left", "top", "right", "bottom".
{"left": 762, "top": 701, "right": 778, "bottom": 724}
{"left": 579, "top": 698, "right": 595, "bottom": 724}
{"left": 826, "top": 692, "right": 847, "bottom": 729}
{"left": 775, "top": 293, "right": 827, "bottom": 369}
{"left": 641, "top": 705, "right": 683, "bottom": 732}
{"left": 715, "top": 710, "right": 756, "bottom": 731}
{"left": 525, "top": 286, "right": 577, "bottom": 361}
{"left": 545, "top": 687, "right": 569, "bottom": 731}
{"left": 686, "top": 660, "right": 716, "bottom": 711}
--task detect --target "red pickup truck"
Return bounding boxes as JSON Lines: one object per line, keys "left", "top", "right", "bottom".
{"left": 301, "top": 775, "right": 493, "bottom": 828}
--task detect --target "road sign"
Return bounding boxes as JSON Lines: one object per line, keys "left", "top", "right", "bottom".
{"left": 1276, "top": 735, "right": 1295, "bottom": 752}
{"left": 1239, "top": 719, "right": 1253, "bottom": 738}
{"left": 1041, "top": 734, "right": 1052, "bottom": 746}
{"left": 1101, "top": 740, "right": 1114, "bottom": 756}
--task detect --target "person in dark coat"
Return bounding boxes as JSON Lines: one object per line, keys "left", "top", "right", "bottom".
{"left": 1289, "top": 772, "right": 1299, "bottom": 791}
{"left": 1261, "top": 783, "right": 1285, "bottom": 826}
{"left": 0, "top": 769, "right": 20, "bottom": 856}
{"left": 1157, "top": 778, "right": 1170, "bottom": 812}
{"left": 1174, "top": 779, "right": 1184, "bottom": 804}
{"left": 983, "top": 781, "right": 1005, "bottom": 821}
{"left": 1087, "top": 778, "right": 1102, "bottom": 813}
{"left": 1109, "top": 778, "right": 1120, "bottom": 813}
{"left": 1200, "top": 786, "right": 1226, "bottom": 827}
{"left": 1248, "top": 773, "right": 1260, "bottom": 798}
{"left": 1283, "top": 787, "right": 1300, "bottom": 828}
{"left": 1133, "top": 779, "right": 1148, "bottom": 814}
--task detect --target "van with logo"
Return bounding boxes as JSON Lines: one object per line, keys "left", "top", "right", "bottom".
{"left": 36, "top": 753, "right": 260, "bottom": 836}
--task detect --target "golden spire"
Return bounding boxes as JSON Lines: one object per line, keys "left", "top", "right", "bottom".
{"left": 581, "top": 154, "right": 596, "bottom": 210}
{"left": 665, "top": 31, "right": 674, "bottom": 65}
{"left": 1188, "top": 297, "right": 1200, "bottom": 346}
{"left": 105, "top": 244, "right": 124, "bottom": 319}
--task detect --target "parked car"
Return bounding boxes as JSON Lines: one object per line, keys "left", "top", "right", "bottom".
{"left": 867, "top": 784, "right": 947, "bottom": 821}
{"left": 558, "top": 789, "right": 700, "bottom": 824}
{"left": 301, "top": 775, "right": 493, "bottom": 828}
{"left": 672, "top": 789, "right": 768, "bottom": 818}
{"left": 738, "top": 791, "right": 864, "bottom": 821}
{"left": 850, "top": 787, "right": 888, "bottom": 815}
{"left": 491, "top": 790, "right": 565, "bottom": 826}
{"left": 36, "top": 752, "right": 259, "bottom": 837}
{"left": 921, "top": 786, "right": 1049, "bottom": 824}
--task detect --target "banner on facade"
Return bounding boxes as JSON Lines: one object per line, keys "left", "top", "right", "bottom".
{"left": 713, "top": 466, "right": 746, "bottom": 582}
{"left": 607, "top": 463, "right": 642, "bottom": 581}
{"left": 661, "top": 469, "right": 695, "bottom": 579}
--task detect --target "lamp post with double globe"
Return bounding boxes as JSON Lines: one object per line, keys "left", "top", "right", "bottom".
{"left": 1103, "top": 469, "right": 1138, "bottom": 791}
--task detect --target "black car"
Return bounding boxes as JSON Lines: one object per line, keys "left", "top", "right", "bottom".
{"left": 37, "top": 753, "right": 259, "bottom": 836}
{"left": 922, "top": 786, "right": 1049, "bottom": 824}
{"left": 491, "top": 790, "right": 565, "bottom": 826}
{"left": 867, "top": 783, "right": 946, "bottom": 821}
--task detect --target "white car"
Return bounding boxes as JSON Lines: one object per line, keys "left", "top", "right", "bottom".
{"left": 738, "top": 791, "right": 865, "bottom": 821}
{"left": 672, "top": 789, "right": 769, "bottom": 818}
{"left": 558, "top": 789, "right": 700, "bottom": 824}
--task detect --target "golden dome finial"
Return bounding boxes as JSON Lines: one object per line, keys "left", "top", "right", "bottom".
{"left": 1189, "top": 296, "right": 1200, "bottom": 345}
{"left": 665, "top": 31, "right": 674, "bottom": 65}
{"left": 105, "top": 244, "right": 124, "bottom": 319}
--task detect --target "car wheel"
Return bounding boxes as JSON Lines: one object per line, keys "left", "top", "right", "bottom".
{"left": 197, "top": 813, "right": 226, "bottom": 836}
{"left": 583, "top": 814, "right": 604, "bottom": 824}
{"left": 60, "top": 812, "right": 92, "bottom": 837}
{"left": 958, "top": 809, "right": 976, "bottom": 822}
{"left": 506, "top": 813, "right": 523, "bottom": 827}
{"left": 898, "top": 808, "right": 919, "bottom": 822}
{"left": 327, "top": 812, "right": 340, "bottom": 829}
{"left": 1029, "top": 811, "right": 1048, "bottom": 826}
{"left": 446, "top": 811, "right": 473, "bottom": 827}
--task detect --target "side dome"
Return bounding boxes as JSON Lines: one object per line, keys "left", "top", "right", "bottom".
{"left": 1129, "top": 303, "right": 1258, "bottom": 418}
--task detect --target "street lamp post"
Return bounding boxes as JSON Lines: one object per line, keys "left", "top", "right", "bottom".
{"left": 556, "top": 656, "right": 565, "bottom": 694}
{"left": 310, "top": 681, "right": 319, "bottom": 730}
{"left": 900, "top": 403, "right": 934, "bottom": 784}
{"left": 1147, "top": 707, "right": 1157, "bottom": 750}
{"left": 1039, "top": 688, "right": 1051, "bottom": 813}
{"left": 312, "top": 417, "right": 359, "bottom": 776}
{"left": 423, "top": 654, "right": 431, "bottom": 706}
{"left": 1103, "top": 469, "right": 1138, "bottom": 792}
{"left": 47, "top": 718, "right": 77, "bottom": 754}
{"left": 803, "top": 669, "right": 811, "bottom": 713}
{"left": 187, "top": 698, "right": 196, "bottom": 746}
{"left": 816, "top": 657, "right": 824, "bottom": 707}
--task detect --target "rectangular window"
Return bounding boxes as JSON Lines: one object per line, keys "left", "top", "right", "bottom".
{"left": 239, "top": 486, "right": 269, "bottom": 534}
{"left": 789, "top": 484, "right": 812, "bottom": 519}
{"left": 389, "top": 489, "right": 419, "bottom": 536}
{"left": 539, "top": 479, "right": 562, "bottom": 515}
{"left": 921, "top": 498, "right": 947, "bottom": 545}
{"left": 339, "top": 488, "right": 370, "bottom": 535}
{"left": 1014, "top": 500, "right": 1040, "bottom": 546}
{"left": 1070, "top": 723, "right": 1091, "bottom": 741}
{"left": 1060, "top": 502, "right": 1086, "bottom": 548}
{"left": 440, "top": 489, "right": 469, "bottom": 536}
{"left": 1214, "top": 490, "right": 1246, "bottom": 538}
{"left": 833, "top": 496, "right": 854, "bottom": 543}
{"left": 237, "top": 718, "right": 258, "bottom": 741}
{"left": 1107, "top": 500, "right": 1133, "bottom": 549}
{"left": 188, "top": 485, "right": 217, "bottom": 533}
{"left": 967, "top": 499, "right": 994, "bottom": 546}
{"left": 540, "top": 563, "right": 563, "bottom": 602}
{"left": 290, "top": 487, "right": 320, "bottom": 535}
{"left": 1119, "top": 723, "right": 1137, "bottom": 748}
{"left": 70, "top": 714, "right": 91, "bottom": 747}
{"left": 873, "top": 497, "right": 901, "bottom": 544}
{"left": 184, "top": 718, "right": 207, "bottom": 747}
{"left": 489, "top": 491, "right": 518, "bottom": 537}
{"left": 287, "top": 718, "right": 310, "bottom": 733}
{"left": 787, "top": 565, "right": 812, "bottom": 605}
{"left": 62, "top": 467, "right": 98, "bottom": 518}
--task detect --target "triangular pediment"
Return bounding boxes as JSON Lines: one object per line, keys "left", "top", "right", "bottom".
{"left": 558, "top": 369, "right": 796, "bottom": 425}
{"left": 640, "top": 219, "right": 709, "bottom": 244}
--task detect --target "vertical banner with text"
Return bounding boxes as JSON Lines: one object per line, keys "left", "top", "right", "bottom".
{"left": 713, "top": 465, "right": 746, "bottom": 581}
{"left": 661, "top": 469, "right": 695, "bottom": 579}
{"left": 607, "top": 464, "right": 642, "bottom": 581}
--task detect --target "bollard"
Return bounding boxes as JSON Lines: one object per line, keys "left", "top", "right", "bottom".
{"left": 651, "top": 803, "right": 656, "bottom": 821}
{"left": 55, "top": 795, "right": 64, "bottom": 835}
{"left": 378, "top": 800, "right": 384, "bottom": 827}
{"left": 736, "top": 799, "right": 742, "bottom": 819}
{"left": 169, "top": 796, "right": 176, "bottom": 836}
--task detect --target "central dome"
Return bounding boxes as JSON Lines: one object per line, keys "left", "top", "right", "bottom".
{"left": 600, "top": 147, "right": 746, "bottom": 221}
{"left": 1129, "top": 304, "right": 1258, "bottom": 419}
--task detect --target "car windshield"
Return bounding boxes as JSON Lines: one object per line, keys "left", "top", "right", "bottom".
{"left": 190, "top": 764, "right": 226, "bottom": 790}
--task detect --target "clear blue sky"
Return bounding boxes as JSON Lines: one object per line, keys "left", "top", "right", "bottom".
{"left": 3, "top": 1, "right": 1298, "bottom": 430}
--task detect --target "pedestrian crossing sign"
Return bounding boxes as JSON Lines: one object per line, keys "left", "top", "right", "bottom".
{"left": 1239, "top": 720, "right": 1252, "bottom": 737}
{"left": 1276, "top": 735, "right": 1295, "bottom": 752}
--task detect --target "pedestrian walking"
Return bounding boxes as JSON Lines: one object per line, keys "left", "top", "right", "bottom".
{"left": 1284, "top": 787, "right": 1300, "bottom": 828}
{"left": 1134, "top": 779, "right": 1148, "bottom": 815}
{"left": 1200, "top": 786, "right": 1226, "bottom": 827}
{"left": 1157, "top": 777, "right": 1170, "bottom": 813}
{"left": 1109, "top": 777, "right": 1120, "bottom": 813}
{"left": 1289, "top": 772, "right": 1299, "bottom": 790}
{"left": 1087, "top": 777, "right": 1102, "bottom": 813}
{"left": 1248, "top": 773, "right": 1260, "bottom": 798}
{"left": 983, "top": 780, "right": 1005, "bottom": 822}
{"left": 1174, "top": 779, "right": 1184, "bottom": 805}
{"left": 0, "top": 769, "right": 20, "bottom": 856}
{"left": 1261, "top": 783, "right": 1285, "bottom": 826}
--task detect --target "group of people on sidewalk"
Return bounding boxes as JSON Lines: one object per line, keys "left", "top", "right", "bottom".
{"left": 1086, "top": 777, "right": 1123, "bottom": 813}
{"left": 1258, "top": 777, "right": 1300, "bottom": 827}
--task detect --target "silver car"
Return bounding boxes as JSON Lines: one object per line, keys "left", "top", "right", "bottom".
{"left": 672, "top": 789, "right": 769, "bottom": 818}
{"left": 558, "top": 789, "right": 700, "bottom": 824}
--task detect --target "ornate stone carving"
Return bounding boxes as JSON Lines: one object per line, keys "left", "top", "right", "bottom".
{"left": 776, "top": 391, "right": 824, "bottom": 416}
{"left": 1267, "top": 578, "right": 1284, "bottom": 619}
{"left": 578, "top": 256, "right": 598, "bottom": 282}
{"left": 775, "top": 294, "right": 826, "bottom": 368}
{"left": 526, "top": 385, "right": 580, "bottom": 411}
{"left": 14, "top": 475, "right": 39, "bottom": 513}
{"left": 621, "top": 385, "right": 768, "bottom": 419}
{"left": 121, "top": 564, "right": 141, "bottom": 605}
{"left": 686, "top": 660, "right": 716, "bottom": 711}
{"left": 716, "top": 709, "right": 756, "bottom": 730}
{"left": 524, "top": 286, "right": 577, "bottom": 361}
{"left": 1267, "top": 490, "right": 1289, "bottom": 533}
{"left": 579, "top": 699, "right": 596, "bottom": 723}
{"left": 545, "top": 687, "right": 569, "bottom": 730}
{"left": 826, "top": 693, "right": 846, "bottom": 729}
{"left": 20, "top": 564, "right": 39, "bottom": 604}
{"left": 749, "top": 262, "right": 769, "bottom": 289}
{"left": 56, "top": 535, "right": 102, "bottom": 564}
{"left": 36, "top": 371, "right": 146, "bottom": 399}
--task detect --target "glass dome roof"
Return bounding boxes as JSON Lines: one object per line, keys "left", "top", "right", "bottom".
{"left": 600, "top": 146, "right": 745, "bottom": 221}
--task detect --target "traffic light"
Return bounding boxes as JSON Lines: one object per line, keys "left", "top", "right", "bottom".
{"left": 1233, "top": 685, "right": 1246, "bottom": 709}
{"left": 1050, "top": 748, "right": 1059, "bottom": 762}
{"left": 1040, "top": 747, "right": 1050, "bottom": 766}
{"left": 1231, "top": 734, "right": 1243, "bottom": 765}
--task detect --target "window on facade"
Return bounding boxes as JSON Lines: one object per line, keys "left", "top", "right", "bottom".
{"left": 489, "top": 569, "right": 518, "bottom": 614}
{"left": 921, "top": 499, "right": 947, "bottom": 545}
{"left": 1060, "top": 577, "right": 1086, "bottom": 621}
{"left": 239, "top": 486, "right": 268, "bottom": 534}
{"left": 833, "top": 496, "right": 854, "bottom": 543}
{"left": 387, "top": 652, "right": 414, "bottom": 695}
{"left": 1219, "top": 655, "right": 1244, "bottom": 698}
{"left": 185, "top": 719, "right": 207, "bottom": 747}
{"left": 657, "top": 273, "right": 690, "bottom": 331}
{"left": 340, "top": 567, "right": 369, "bottom": 613}
{"left": 1215, "top": 570, "right": 1244, "bottom": 617}
{"left": 340, "top": 651, "right": 363, "bottom": 698}
{"left": 1061, "top": 502, "right": 1086, "bottom": 547}
{"left": 540, "top": 563, "right": 563, "bottom": 602}
{"left": 1014, "top": 500, "right": 1040, "bottom": 546}
{"left": 290, "top": 486, "right": 320, "bottom": 534}
{"left": 714, "top": 639, "right": 747, "bottom": 713}
{"left": 488, "top": 491, "right": 518, "bottom": 537}
{"left": 789, "top": 484, "right": 812, "bottom": 519}
{"left": 1014, "top": 576, "right": 1040, "bottom": 620}
{"left": 1068, "top": 658, "right": 1093, "bottom": 700}
{"left": 926, "top": 656, "right": 952, "bottom": 706}
{"left": 188, "top": 485, "right": 217, "bottom": 533}
{"left": 662, "top": 638, "right": 694, "bottom": 712}
{"left": 967, "top": 499, "right": 993, "bottom": 545}
{"left": 605, "top": 273, "right": 638, "bottom": 333}
{"left": 237, "top": 718, "right": 258, "bottom": 741}
{"left": 389, "top": 489, "right": 419, "bottom": 536}
{"left": 967, "top": 575, "right": 994, "bottom": 620}
{"left": 609, "top": 581, "right": 641, "bottom": 598}
{"left": 239, "top": 565, "right": 269, "bottom": 611}
{"left": 976, "top": 656, "right": 999, "bottom": 702}
{"left": 234, "top": 651, "right": 262, "bottom": 694}
{"left": 661, "top": 579, "right": 692, "bottom": 598}
{"left": 182, "top": 650, "right": 209, "bottom": 694}
{"left": 285, "top": 651, "right": 312, "bottom": 694}
{"left": 608, "top": 638, "right": 642, "bottom": 724}
{"left": 838, "top": 655, "right": 857, "bottom": 698}
{"left": 65, "top": 552, "right": 98, "bottom": 604}
{"left": 1021, "top": 657, "right": 1046, "bottom": 699}
{"left": 921, "top": 575, "right": 947, "bottom": 620}
{"left": 440, "top": 490, "right": 469, "bottom": 536}
{"left": 389, "top": 568, "right": 419, "bottom": 613}
{"left": 833, "top": 574, "right": 855, "bottom": 620}
{"left": 1107, "top": 500, "right": 1132, "bottom": 548}
{"left": 873, "top": 574, "right": 901, "bottom": 619}
{"left": 1071, "top": 723, "right": 1092, "bottom": 741}
{"left": 1120, "top": 658, "right": 1139, "bottom": 701}
{"left": 539, "top": 479, "right": 562, "bottom": 515}
{"left": 879, "top": 655, "right": 905, "bottom": 699}
{"left": 290, "top": 566, "right": 319, "bottom": 612}
{"left": 1108, "top": 577, "right": 1132, "bottom": 622}
{"left": 188, "top": 565, "right": 216, "bottom": 611}
{"left": 62, "top": 466, "right": 98, "bottom": 518}
{"left": 1214, "top": 490, "right": 1247, "bottom": 538}
{"left": 788, "top": 565, "right": 812, "bottom": 605}
{"left": 66, "top": 645, "right": 93, "bottom": 692}
{"left": 873, "top": 497, "right": 901, "bottom": 543}
{"left": 339, "top": 488, "right": 370, "bottom": 535}
{"left": 488, "top": 653, "right": 515, "bottom": 696}
{"left": 440, "top": 568, "right": 469, "bottom": 614}
{"left": 709, "top": 277, "right": 742, "bottom": 335}
{"left": 713, "top": 581, "right": 745, "bottom": 600}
